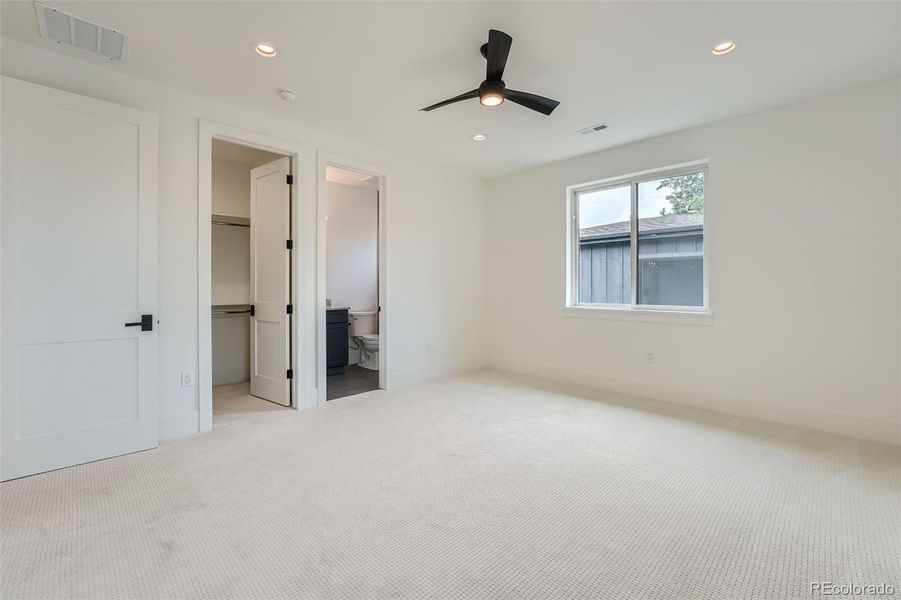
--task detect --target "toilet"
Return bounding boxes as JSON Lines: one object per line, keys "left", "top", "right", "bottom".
{"left": 349, "top": 310, "right": 379, "bottom": 370}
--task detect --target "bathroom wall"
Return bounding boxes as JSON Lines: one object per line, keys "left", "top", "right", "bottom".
{"left": 326, "top": 181, "right": 379, "bottom": 313}
{"left": 326, "top": 180, "right": 379, "bottom": 365}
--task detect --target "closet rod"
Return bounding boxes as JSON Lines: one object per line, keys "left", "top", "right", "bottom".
{"left": 212, "top": 309, "right": 252, "bottom": 316}
{"left": 211, "top": 220, "right": 250, "bottom": 228}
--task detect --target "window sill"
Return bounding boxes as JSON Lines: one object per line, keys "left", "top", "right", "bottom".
{"left": 562, "top": 305, "right": 713, "bottom": 326}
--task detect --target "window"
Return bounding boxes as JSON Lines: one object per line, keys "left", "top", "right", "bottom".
{"left": 568, "top": 164, "right": 707, "bottom": 314}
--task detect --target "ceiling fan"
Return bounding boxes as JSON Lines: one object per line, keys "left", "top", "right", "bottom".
{"left": 420, "top": 29, "right": 560, "bottom": 116}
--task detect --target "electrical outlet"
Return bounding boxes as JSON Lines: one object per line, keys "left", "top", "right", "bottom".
{"left": 425, "top": 340, "right": 435, "bottom": 352}
{"left": 181, "top": 372, "right": 193, "bottom": 387}
{"left": 646, "top": 353, "right": 655, "bottom": 364}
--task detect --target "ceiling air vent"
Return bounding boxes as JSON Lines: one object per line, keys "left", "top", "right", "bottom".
{"left": 578, "top": 123, "right": 609, "bottom": 135}
{"left": 34, "top": 2, "right": 128, "bottom": 62}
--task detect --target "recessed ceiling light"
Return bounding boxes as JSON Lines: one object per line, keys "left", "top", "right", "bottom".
{"left": 711, "top": 40, "right": 736, "bottom": 56}
{"left": 472, "top": 133, "right": 487, "bottom": 141}
{"left": 254, "top": 42, "right": 277, "bottom": 58}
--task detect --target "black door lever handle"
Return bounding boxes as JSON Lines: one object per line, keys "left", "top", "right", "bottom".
{"left": 125, "top": 314, "right": 153, "bottom": 331}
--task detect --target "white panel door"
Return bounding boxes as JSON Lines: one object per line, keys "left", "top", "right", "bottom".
{"left": 1, "top": 78, "right": 159, "bottom": 481}
{"left": 250, "top": 157, "right": 291, "bottom": 406}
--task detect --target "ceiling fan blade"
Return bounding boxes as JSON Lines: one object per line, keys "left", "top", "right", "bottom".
{"left": 485, "top": 29, "right": 513, "bottom": 81}
{"left": 419, "top": 89, "right": 479, "bottom": 112}
{"left": 505, "top": 89, "right": 560, "bottom": 115}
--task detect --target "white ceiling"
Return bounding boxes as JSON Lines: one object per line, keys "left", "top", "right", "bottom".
{"left": 326, "top": 165, "right": 378, "bottom": 189}
{"left": 2, "top": 1, "right": 898, "bottom": 177}
{"left": 212, "top": 138, "right": 283, "bottom": 167}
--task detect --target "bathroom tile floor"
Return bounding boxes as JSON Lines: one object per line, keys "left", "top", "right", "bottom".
{"left": 327, "top": 365, "right": 379, "bottom": 400}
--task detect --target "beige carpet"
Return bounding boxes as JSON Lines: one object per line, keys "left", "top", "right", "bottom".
{"left": 2, "top": 371, "right": 900, "bottom": 600}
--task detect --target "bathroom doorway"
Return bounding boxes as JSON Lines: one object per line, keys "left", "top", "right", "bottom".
{"left": 324, "top": 165, "right": 384, "bottom": 401}
{"left": 209, "top": 138, "right": 293, "bottom": 419}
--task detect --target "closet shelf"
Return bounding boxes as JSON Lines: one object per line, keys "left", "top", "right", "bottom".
{"left": 212, "top": 308, "right": 251, "bottom": 316}
{"left": 211, "top": 213, "right": 249, "bottom": 228}
{"left": 212, "top": 303, "right": 251, "bottom": 317}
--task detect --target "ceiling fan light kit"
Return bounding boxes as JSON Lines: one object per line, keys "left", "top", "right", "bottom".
{"left": 479, "top": 80, "right": 505, "bottom": 107}
{"left": 421, "top": 29, "right": 560, "bottom": 116}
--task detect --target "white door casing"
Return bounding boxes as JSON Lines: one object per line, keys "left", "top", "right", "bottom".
{"left": 249, "top": 157, "right": 291, "bottom": 406}
{"left": 1, "top": 77, "right": 159, "bottom": 480}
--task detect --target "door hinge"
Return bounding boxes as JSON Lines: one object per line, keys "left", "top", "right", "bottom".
{"left": 249, "top": 305, "right": 255, "bottom": 317}
{"left": 286, "top": 239, "right": 293, "bottom": 250}
{"left": 286, "top": 304, "right": 293, "bottom": 314}
{"left": 286, "top": 174, "right": 294, "bottom": 185}
{"left": 286, "top": 369, "right": 294, "bottom": 379}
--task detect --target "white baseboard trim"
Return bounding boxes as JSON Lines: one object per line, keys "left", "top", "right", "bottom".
{"left": 390, "top": 357, "right": 489, "bottom": 388}
{"left": 159, "top": 410, "right": 199, "bottom": 441}
{"left": 490, "top": 357, "right": 901, "bottom": 446}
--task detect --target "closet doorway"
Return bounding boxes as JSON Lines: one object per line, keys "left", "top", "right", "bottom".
{"left": 210, "top": 139, "right": 292, "bottom": 418}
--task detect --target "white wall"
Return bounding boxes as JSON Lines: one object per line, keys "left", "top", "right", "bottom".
{"left": 0, "top": 38, "right": 489, "bottom": 438}
{"left": 211, "top": 159, "right": 251, "bottom": 306}
{"left": 211, "top": 158, "right": 251, "bottom": 386}
{"left": 211, "top": 315, "right": 249, "bottom": 386}
{"left": 326, "top": 181, "right": 379, "bottom": 313}
{"left": 210, "top": 223, "right": 250, "bottom": 306}
{"left": 487, "top": 78, "right": 901, "bottom": 444}
{"left": 7, "top": 36, "right": 892, "bottom": 445}
{"left": 210, "top": 217, "right": 251, "bottom": 385}
{"left": 326, "top": 181, "right": 379, "bottom": 365}
{"left": 212, "top": 158, "right": 251, "bottom": 219}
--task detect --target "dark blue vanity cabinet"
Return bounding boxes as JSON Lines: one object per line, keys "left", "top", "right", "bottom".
{"left": 326, "top": 308, "right": 349, "bottom": 375}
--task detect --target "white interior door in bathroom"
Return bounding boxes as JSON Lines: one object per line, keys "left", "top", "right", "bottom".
{"left": 249, "top": 156, "right": 292, "bottom": 406}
